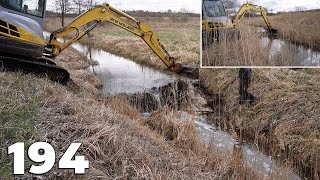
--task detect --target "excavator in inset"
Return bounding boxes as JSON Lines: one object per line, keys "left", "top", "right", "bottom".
{"left": 0, "top": 0, "right": 199, "bottom": 84}
{"left": 202, "top": 0, "right": 277, "bottom": 46}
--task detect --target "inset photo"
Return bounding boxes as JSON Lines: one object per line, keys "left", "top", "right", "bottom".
{"left": 202, "top": 0, "right": 320, "bottom": 67}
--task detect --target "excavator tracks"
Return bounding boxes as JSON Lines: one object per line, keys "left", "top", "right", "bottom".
{"left": 0, "top": 55, "right": 70, "bottom": 84}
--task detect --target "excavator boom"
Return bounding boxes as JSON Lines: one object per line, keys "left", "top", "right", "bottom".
{"left": 202, "top": 0, "right": 277, "bottom": 34}
{"left": 47, "top": 3, "right": 198, "bottom": 78}
{"left": 233, "top": 3, "right": 277, "bottom": 34}
{"left": 0, "top": 1, "right": 198, "bottom": 84}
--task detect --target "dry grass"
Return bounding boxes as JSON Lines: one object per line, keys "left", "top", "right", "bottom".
{"left": 45, "top": 16, "right": 200, "bottom": 69}
{"left": 246, "top": 11, "right": 320, "bottom": 51}
{"left": 1, "top": 48, "right": 293, "bottom": 179}
{"left": 0, "top": 47, "right": 271, "bottom": 179}
{"left": 37, "top": 84, "right": 267, "bottom": 179}
{"left": 200, "top": 68, "right": 320, "bottom": 179}
{"left": 202, "top": 25, "right": 301, "bottom": 66}
{"left": 0, "top": 72, "right": 268, "bottom": 179}
{"left": 203, "top": 11, "right": 320, "bottom": 66}
{"left": 202, "top": 26, "right": 269, "bottom": 66}
{"left": 54, "top": 47, "right": 102, "bottom": 96}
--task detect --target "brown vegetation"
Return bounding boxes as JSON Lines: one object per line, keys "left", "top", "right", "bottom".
{"left": 246, "top": 11, "right": 320, "bottom": 51}
{"left": 200, "top": 68, "right": 320, "bottom": 179}
{"left": 202, "top": 25, "right": 306, "bottom": 66}
{"left": 0, "top": 49, "right": 268, "bottom": 179}
{"left": 37, "top": 85, "right": 265, "bottom": 179}
{"left": 202, "top": 26, "right": 271, "bottom": 66}
{"left": 203, "top": 11, "right": 320, "bottom": 66}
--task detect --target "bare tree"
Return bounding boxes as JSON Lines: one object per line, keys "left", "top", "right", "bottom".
{"left": 295, "top": 6, "right": 306, "bottom": 12}
{"left": 84, "top": 0, "right": 99, "bottom": 11}
{"left": 55, "top": 0, "right": 72, "bottom": 27}
{"left": 72, "top": 0, "right": 85, "bottom": 15}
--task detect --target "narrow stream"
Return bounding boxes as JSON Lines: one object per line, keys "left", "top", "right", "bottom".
{"left": 72, "top": 43, "right": 176, "bottom": 95}
{"left": 43, "top": 31, "right": 176, "bottom": 95}
{"left": 259, "top": 28, "right": 320, "bottom": 66}
{"left": 43, "top": 31, "right": 300, "bottom": 179}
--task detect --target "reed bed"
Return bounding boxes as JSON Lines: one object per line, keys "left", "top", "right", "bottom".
{"left": 246, "top": 11, "right": 320, "bottom": 51}
{"left": 200, "top": 68, "right": 320, "bottom": 179}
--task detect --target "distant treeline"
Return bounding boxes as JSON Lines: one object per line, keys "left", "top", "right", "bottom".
{"left": 46, "top": 10, "right": 199, "bottom": 18}
{"left": 238, "top": 8, "right": 320, "bottom": 18}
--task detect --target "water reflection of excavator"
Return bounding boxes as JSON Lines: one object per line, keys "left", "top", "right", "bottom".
{"left": 202, "top": 0, "right": 277, "bottom": 45}
{"left": 0, "top": 0, "right": 199, "bottom": 84}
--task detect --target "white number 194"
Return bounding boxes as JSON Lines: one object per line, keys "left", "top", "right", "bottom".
{"left": 8, "top": 142, "right": 89, "bottom": 175}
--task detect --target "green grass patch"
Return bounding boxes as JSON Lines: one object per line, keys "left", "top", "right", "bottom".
{"left": 0, "top": 73, "right": 45, "bottom": 178}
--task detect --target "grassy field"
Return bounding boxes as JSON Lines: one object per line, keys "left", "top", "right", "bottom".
{"left": 45, "top": 16, "right": 200, "bottom": 69}
{"left": 200, "top": 68, "right": 320, "bottom": 179}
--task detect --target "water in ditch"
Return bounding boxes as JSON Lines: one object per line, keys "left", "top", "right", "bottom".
{"left": 259, "top": 28, "right": 320, "bottom": 66}
{"left": 43, "top": 31, "right": 300, "bottom": 179}
{"left": 71, "top": 43, "right": 176, "bottom": 95}
{"left": 43, "top": 31, "right": 176, "bottom": 95}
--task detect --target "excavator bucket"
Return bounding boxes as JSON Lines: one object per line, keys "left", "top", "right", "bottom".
{"left": 177, "top": 65, "right": 199, "bottom": 79}
{"left": 268, "top": 27, "right": 278, "bottom": 35}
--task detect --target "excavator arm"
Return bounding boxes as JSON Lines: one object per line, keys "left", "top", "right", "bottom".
{"left": 232, "top": 3, "right": 277, "bottom": 34}
{"left": 47, "top": 3, "right": 198, "bottom": 78}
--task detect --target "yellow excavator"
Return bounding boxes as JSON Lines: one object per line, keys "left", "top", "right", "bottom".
{"left": 0, "top": 0, "right": 198, "bottom": 84}
{"left": 202, "top": 0, "right": 277, "bottom": 45}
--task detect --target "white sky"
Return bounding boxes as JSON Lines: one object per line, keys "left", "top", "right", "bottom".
{"left": 47, "top": 0, "right": 320, "bottom": 13}
{"left": 237, "top": 0, "right": 320, "bottom": 12}
{"left": 47, "top": 0, "right": 201, "bottom": 13}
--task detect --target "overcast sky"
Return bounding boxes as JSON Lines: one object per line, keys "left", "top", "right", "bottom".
{"left": 237, "top": 0, "right": 320, "bottom": 12}
{"left": 47, "top": 0, "right": 320, "bottom": 13}
{"left": 47, "top": 0, "right": 201, "bottom": 13}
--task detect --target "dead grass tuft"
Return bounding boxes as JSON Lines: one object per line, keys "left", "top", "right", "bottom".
{"left": 144, "top": 108, "right": 205, "bottom": 155}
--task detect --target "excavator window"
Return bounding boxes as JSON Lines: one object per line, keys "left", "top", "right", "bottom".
{"left": 0, "top": 0, "right": 45, "bottom": 17}
{"left": 204, "top": 0, "right": 226, "bottom": 17}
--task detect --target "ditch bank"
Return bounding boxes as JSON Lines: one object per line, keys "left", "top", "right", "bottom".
{"left": 44, "top": 31, "right": 303, "bottom": 179}
{"left": 69, "top": 40, "right": 300, "bottom": 179}
{"left": 113, "top": 79, "right": 300, "bottom": 179}
{"left": 200, "top": 68, "right": 320, "bottom": 180}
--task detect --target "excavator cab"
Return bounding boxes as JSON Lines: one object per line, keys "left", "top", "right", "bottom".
{"left": 202, "top": 0, "right": 232, "bottom": 26}
{"left": 0, "top": 0, "right": 47, "bottom": 57}
{"left": 202, "top": 0, "right": 277, "bottom": 47}
{"left": 0, "top": 0, "right": 46, "bottom": 27}
{"left": 202, "top": 0, "right": 239, "bottom": 46}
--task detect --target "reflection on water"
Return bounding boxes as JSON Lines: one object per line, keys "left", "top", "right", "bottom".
{"left": 260, "top": 34, "right": 320, "bottom": 66}
{"left": 72, "top": 43, "right": 176, "bottom": 95}
{"left": 43, "top": 31, "right": 176, "bottom": 95}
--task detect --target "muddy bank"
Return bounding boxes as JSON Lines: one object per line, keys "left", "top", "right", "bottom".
{"left": 126, "top": 80, "right": 191, "bottom": 113}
